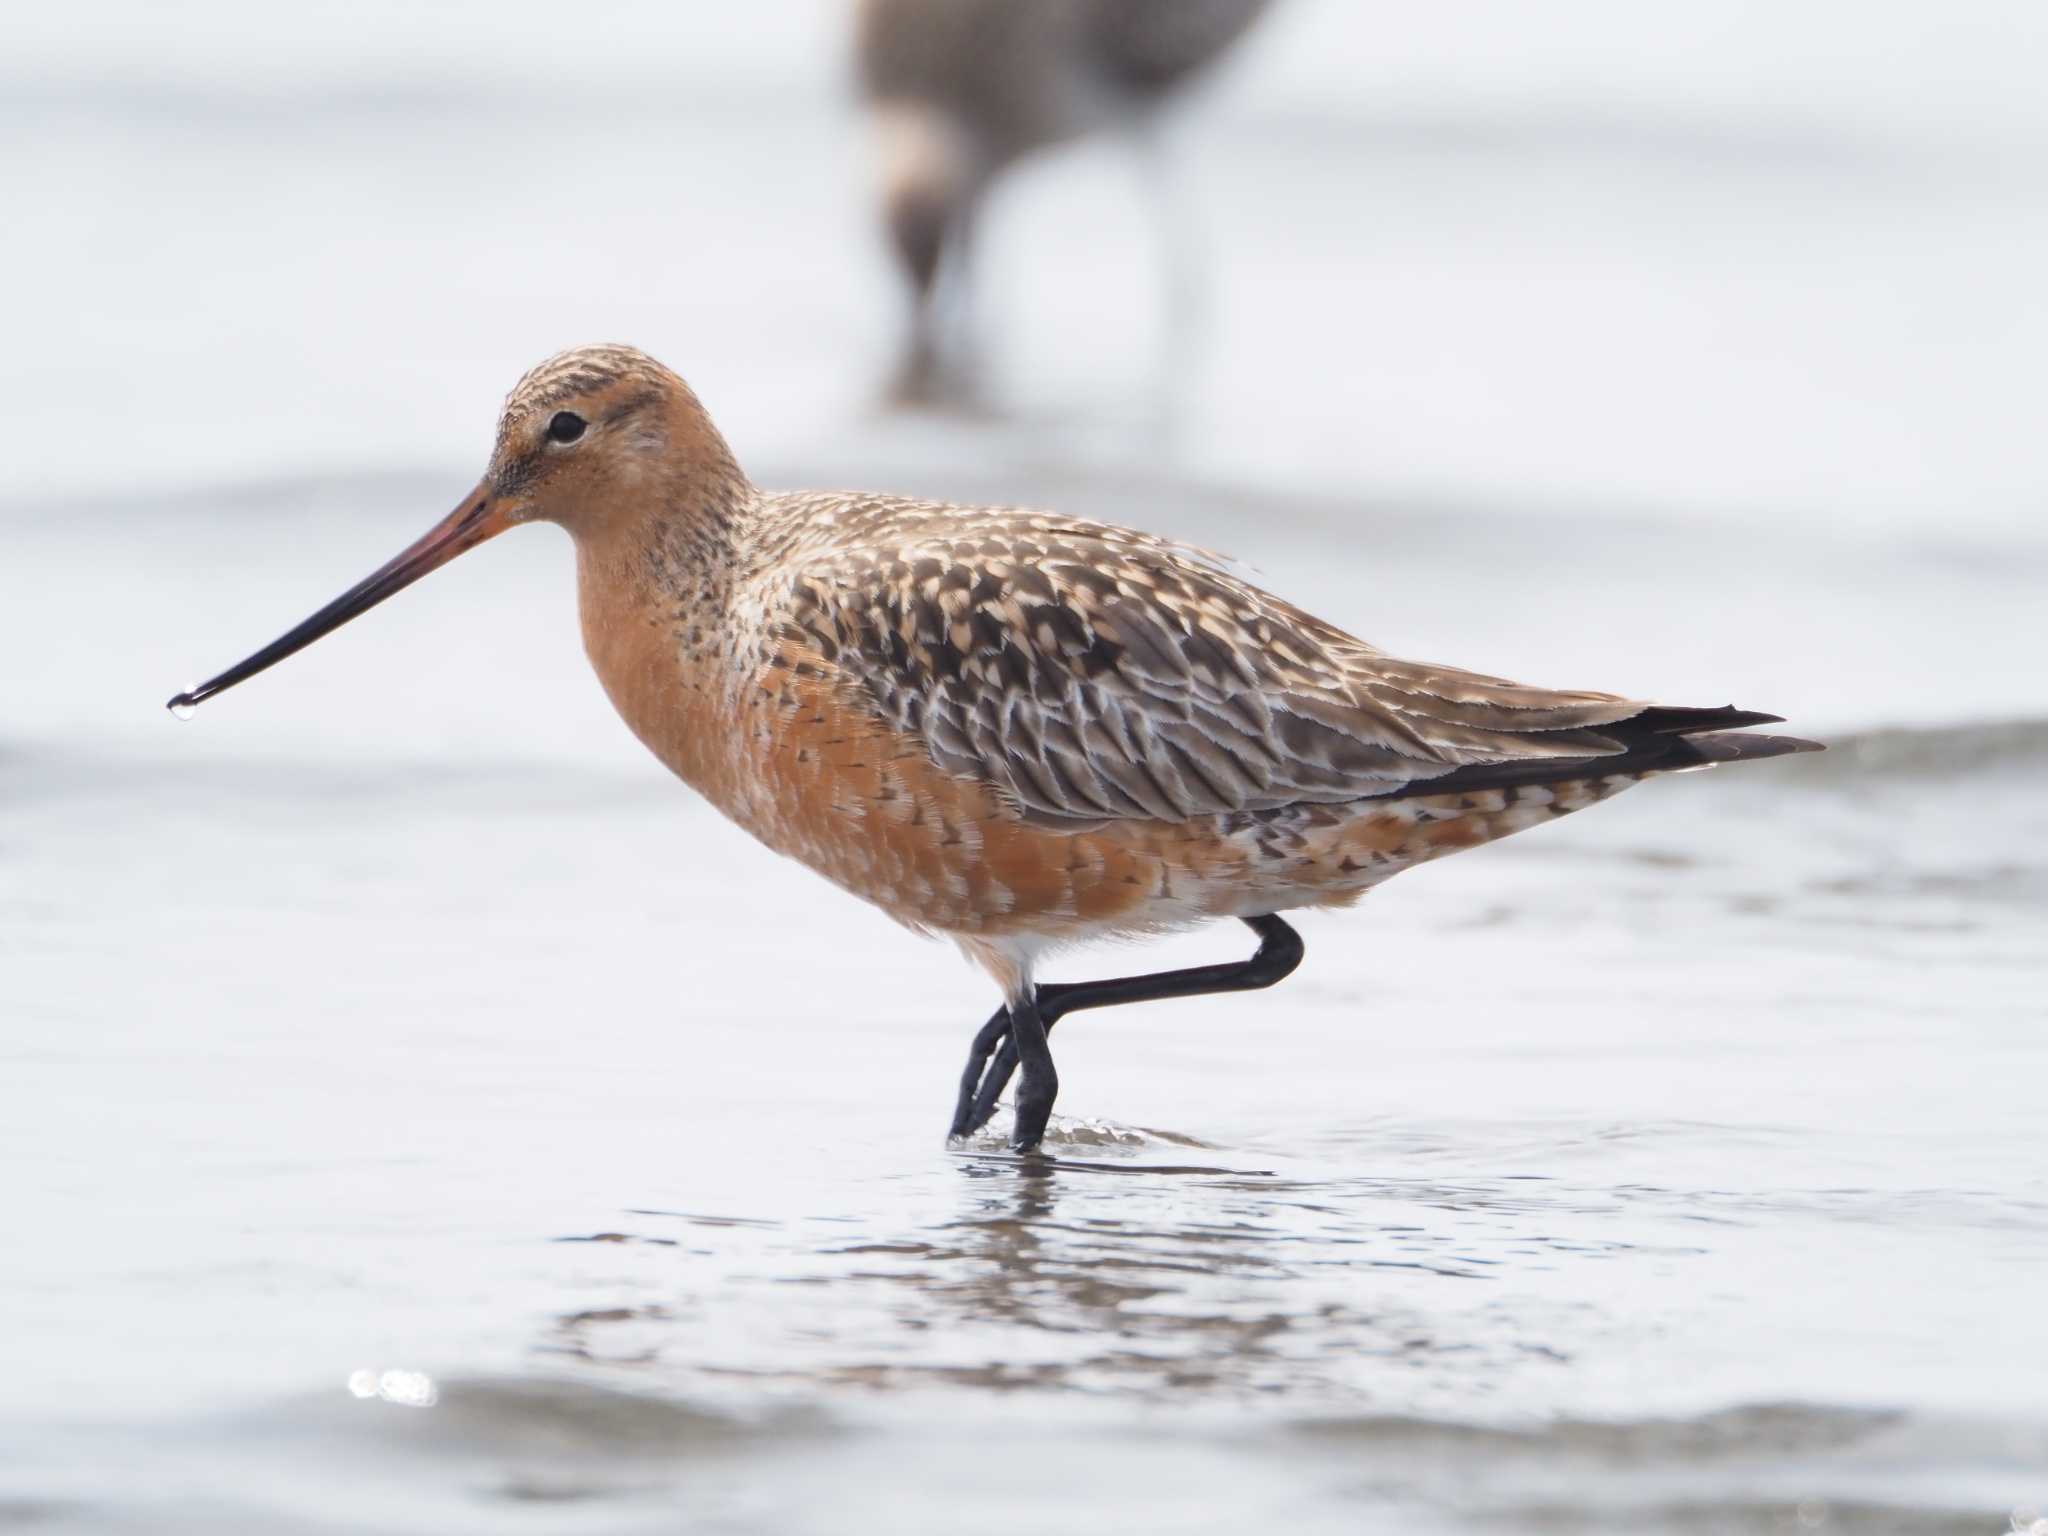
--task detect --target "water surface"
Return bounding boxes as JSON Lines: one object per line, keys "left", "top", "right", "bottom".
{"left": 5, "top": 4, "right": 2046, "bottom": 1530}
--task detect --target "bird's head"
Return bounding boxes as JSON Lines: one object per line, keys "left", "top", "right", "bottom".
{"left": 485, "top": 344, "right": 741, "bottom": 537}
{"left": 166, "top": 344, "right": 743, "bottom": 716}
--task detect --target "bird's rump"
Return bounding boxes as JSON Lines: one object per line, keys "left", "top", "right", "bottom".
{"left": 769, "top": 502, "right": 1706, "bottom": 829}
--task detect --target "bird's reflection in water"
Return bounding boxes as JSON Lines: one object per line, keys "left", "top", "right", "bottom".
{"left": 538, "top": 1149, "right": 1684, "bottom": 1403}
{"left": 908, "top": 1157, "right": 1310, "bottom": 1392}
{"left": 777, "top": 1154, "right": 1521, "bottom": 1398}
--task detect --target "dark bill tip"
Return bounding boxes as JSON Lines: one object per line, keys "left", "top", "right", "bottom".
{"left": 163, "top": 491, "right": 501, "bottom": 716}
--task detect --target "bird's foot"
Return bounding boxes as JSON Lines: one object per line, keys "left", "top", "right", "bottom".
{"left": 1009, "top": 1063, "right": 1057, "bottom": 1153}
{"left": 949, "top": 1006, "right": 1013, "bottom": 1138}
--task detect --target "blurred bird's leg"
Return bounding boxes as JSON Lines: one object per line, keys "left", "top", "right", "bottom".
{"left": 876, "top": 103, "right": 983, "bottom": 408}
{"left": 892, "top": 208, "right": 985, "bottom": 408}
{"left": 888, "top": 239, "right": 984, "bottom": 409}
{"left": 890, "top": 294, "right": 949, "bottom": 406}
{"left": 1135, "top": 121, "right": 1209, "bottom": 441}
{"left": 933, "top": 206, "right": 984, "bottom": 391}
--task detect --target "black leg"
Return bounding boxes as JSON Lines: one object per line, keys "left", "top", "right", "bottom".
{"left": 949, "top": 1006, "right": 1012, "bottom": 1138}
{"left": 953, "top": 914, "right": 1306, "bottom": 1144}
{"left": 1005, "top": 990, "right": 1058, "bottom": 1152}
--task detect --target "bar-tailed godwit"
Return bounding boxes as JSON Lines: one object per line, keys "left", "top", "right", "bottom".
{"left": 169, "top": 345, "right": 1820, "bottom": 1151}
{"left": 857, "top": 0, "right": 1274, "bottom": 398}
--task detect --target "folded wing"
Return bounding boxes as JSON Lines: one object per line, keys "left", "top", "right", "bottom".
{"left": 778, "top": 508, "right": 1784, "bottom": 826}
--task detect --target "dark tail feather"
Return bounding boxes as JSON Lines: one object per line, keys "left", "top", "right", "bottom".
{"left": 1380, "top": 709, "right": 1823, "bottom": 800}
{"left": 1673, "top": 729, "right": 1824, "bottom": 766}
{"left": 1631, "top": 703, "right": 1787, "bottom": 735}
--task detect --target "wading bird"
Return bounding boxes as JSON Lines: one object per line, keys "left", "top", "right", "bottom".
{"left": 169, "top": 346, "right": 1820, "bottom": 1151}
{"left": 857, "top": 0, "right": 1274, "bottom": 401}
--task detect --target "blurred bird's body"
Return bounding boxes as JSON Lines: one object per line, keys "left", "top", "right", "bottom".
{"left": 169, "top": 346, "right": 1819, "bottom": 1151}
{"left": 856, "top": 0, "right": 1274, "bottom": 401}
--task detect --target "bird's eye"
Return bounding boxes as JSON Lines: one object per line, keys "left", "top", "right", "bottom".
{"left": 546, "top": 411, "right": 587, "bottom": 445}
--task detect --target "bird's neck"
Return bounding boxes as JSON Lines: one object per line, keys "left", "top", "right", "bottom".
{"left": 570, "top": 476, "right": 759, "bottom": 800}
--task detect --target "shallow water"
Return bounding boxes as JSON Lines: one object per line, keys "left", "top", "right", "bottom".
{"left": 7, "top": 4, "right": 2048, "bottom": 1532}
{"left": 8, "top": 476, "right": 2047, "bottom": 1532}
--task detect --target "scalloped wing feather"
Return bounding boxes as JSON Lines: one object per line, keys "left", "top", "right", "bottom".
{"left": 762, "top": 496, "right": 1647, "bottom": 827}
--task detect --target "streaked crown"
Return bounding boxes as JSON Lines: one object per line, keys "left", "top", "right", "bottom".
{"left": 500, "top": 344, "right": 682, "bottom": 429}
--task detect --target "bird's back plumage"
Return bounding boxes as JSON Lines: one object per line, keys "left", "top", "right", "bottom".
{"left": 745, "top": 493, "right": 1813, "bottom": 834}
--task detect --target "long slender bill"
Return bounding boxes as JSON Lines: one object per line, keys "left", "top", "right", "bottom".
{"left": 166, "top": 487, "right": 506, "bottom": 714}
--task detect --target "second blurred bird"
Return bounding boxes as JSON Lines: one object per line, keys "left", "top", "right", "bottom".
{"left": 856, "top": 0, "right": 1274, "bottom": 405}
